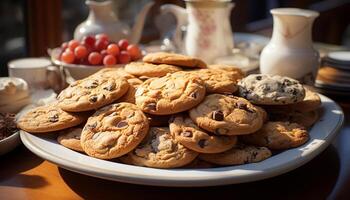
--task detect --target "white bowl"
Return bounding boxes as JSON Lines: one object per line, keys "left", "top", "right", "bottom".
{"left": 49, "top": 48, "right": 124, "bottom": 80}
{"left": 0, "top": 131, "right": 20, "bottom": 155}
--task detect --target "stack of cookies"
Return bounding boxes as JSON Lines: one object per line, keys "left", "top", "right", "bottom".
{"left": 17, "top": 52, "right": 321, "bottom": 169}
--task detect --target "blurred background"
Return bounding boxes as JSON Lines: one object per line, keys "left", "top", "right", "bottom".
{"left": 0, "top": 0, "right": 349, "bottom": 76}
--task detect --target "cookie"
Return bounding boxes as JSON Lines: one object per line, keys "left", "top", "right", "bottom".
{"left": 120, "top": 127, "right": 198, "bottom": 168}
{"left": 294, "top": 88, "right": 321, "bottom": 111}
{"left": 118, "top": 78, "right": 143, "bottom": 104}
{"left": 189, "top": 69, "right": 244, "bottom": 94}
{"left": 238, "top": 74, "right": 305, "bottom": 105}
{"left": 17, "top": 104, "right": 85, "bottom": 133}
{"left": 93, "top": 67, "right": 136, "bottom": 80}
{"left": 183, "top": 158, "right": 215, "bottom": 169}
{"left": 256, "top": 106, "right": 268, "bottom": 122}
{"left": 135, "top": 72, "right": 206, "bottom": 115}
{"left": 241, "top": 121, "right": 309, "bottom": 150}
{"left": 58, "top": 75, "right": 129, "bottom": 112}
{"left": 169, "top": 115, "right": 237, "bottom": 153}
{"left": 143, "top": 52, "right": 207, "bottom": 68}
{"left": 125, "top": 62, "right": 181, "bottom": 78}
{"left": 57, "top": 127, "right": 84, "bottom": 152}
{"left": 199, "top": 144, "right": 272, "bottom": 165}
{"left": 263, "top": 88, "right": 321, "bottom": 112}
{"left": 80, "top": 103, "right": 149, "bottom": 159}
{"left": 268, "top": 110, "right": 319, "bottom": 128}
{"left": 208, "top": 64, "right": 245, "bottom": 75}
{"left": 189, "top": 94, "right": 264, "bottom": 135}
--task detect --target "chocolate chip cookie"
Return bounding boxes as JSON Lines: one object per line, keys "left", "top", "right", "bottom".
{"left": 81, "top": 103, "right": 149, "bottom": 160}
{"left": 135, "top": 71, "right": 206, "bottom": 115}
{"left": 143, "top": 52, "right": 207, "bottom": 68}
{"left": 93, "top": 67, "right": 136, "bottom": 80}
{"left": 189, "top": 69, "right": 244, "bottom": 94}
{"left": 125, "top": 62, "right": 181, "bottom": 78}
{"left": 238, "top": 74, "right": 305, "bottom": 105}
{"left": 199, "top": 144, "right": 272, "bottom": 165}
{"left": 169, "top": 115, "right": 237, "bottom": 153}
{"left": 268, "top": 110, "right": 319, "bottom": 128}
{"left": 120, "top": 127, "right": 198, "bottom": 168}
{"left": 208, "top": 64, "right": 245, "bottom": 75}
{"left": 269, "top": 88, "right": 321, "bottom": 112}
{"left": 57, "top": 127, "right": 84, "bottom": 152}
{"left": 58, "top": 76, "right": 129, "bottom": 112}
{"left": 118, "top": 77, "right": 143, "bottom": 104}
{"left": 17, "top": 104, "right": 86, "bottom": 133}
{"left": 189, "top": 94, "right": 264, "bottom": 135}
{"left": 241, "top": 121, "right": 309, "bottom": 150}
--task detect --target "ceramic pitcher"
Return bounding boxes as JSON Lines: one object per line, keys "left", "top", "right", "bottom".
{"left": 260, "top": 8, "right": 319, "bottom": 85}
{"left": 74, "top": 0, "right": 154, "bottom": 44}
{"left": 161, "top": 0, "right": 234, "bottom": 63}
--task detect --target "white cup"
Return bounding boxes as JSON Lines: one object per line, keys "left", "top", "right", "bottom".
{"left": 8, "top": 58, "right": 53, "bottom": 90}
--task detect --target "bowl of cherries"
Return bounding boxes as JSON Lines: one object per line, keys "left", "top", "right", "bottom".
{"left": 50, "top": 34, "right": 142, "bottom": 80}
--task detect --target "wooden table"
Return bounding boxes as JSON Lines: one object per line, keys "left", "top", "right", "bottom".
{"left": 1, "top": 98, "right": 349, "bottom": 200}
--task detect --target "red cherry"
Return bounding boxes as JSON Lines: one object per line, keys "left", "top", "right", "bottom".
{"left": 118, "top": 51, "right": 131, "bottom": 64}
{"left": 82, "top": 35, "right": 95, "bottom": 48}
{"left": 103, "top": 55, "right": 117, "bottom": 66}
{"left": 74, "top": 45, "right": 88, "bottom": 59}
{"left": 68, "top": 40, "right": 80, "bottom": 51}
{"left": 107, "top": 44, "right": 120, "bottom": 56}
{"left": 94, "top": 39, "right": 109, "bottom": 51}
{"left": 100, "top": 49, "right": 108, "bottom": 58}
{"left": 61, "top": 49, "right": 75, "bottom": 64}
{"left": 118, "top": 39, "right": 129, "bottom": 50}
{"left": 127, "top": 44, "right": 142, "bottom": 60}
{"left": 88, "top": 52, "right": 102, "bottom": 65}
{"left": 95, "top": 33, "right": 109, "bottom": 42}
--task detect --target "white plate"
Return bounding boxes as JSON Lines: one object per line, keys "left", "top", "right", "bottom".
{"left": 20, "top": 94, "right": 344, "bottom": 187}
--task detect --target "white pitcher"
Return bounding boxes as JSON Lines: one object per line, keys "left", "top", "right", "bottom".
{"left": 74, "top": 0, "right": 154, "bottom": 44}
{"left": 161, "top": 0, "right": 234, "bottom": 64}
{"left": 260, "top": 8, "right": 319, "bottom": 85}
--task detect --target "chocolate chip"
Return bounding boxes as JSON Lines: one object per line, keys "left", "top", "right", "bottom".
{"left": 85, "top": 81, "right": 99, "bottom": 89}
{"left": 190, "top": 92, "right": 197, "bottom": 99}
{"left": 236, "top": 101, "right": 247, "bottom": 109}
{"left": 48, "top": 114, "right": 59, "bottom": 122}
{"left": 103, "top": 84, "right": 115, "bottom": 91}
{"left": 182, "top": 131, "right": 192, "bottom": 137}
{"left": 282, "top": 79, "right": 292, "bottom": 86}
{"left": 146, "top": 103, "right": 157, "bottom": 111}
{"left": 198, "top": 139, "right": 207, "bottom": 148}
{"left": 256, "top": 75, "right": 262, "bottom": 80}
{"left": 116, "top": 121, "right": 128, "bottom": 128}
{"left": 236, "top": 101, "right": 255, "bottom": 113}
{"left": 89, "top": 95, "right": 98, "bottom": 102}
{"left": 212, "top": 110, "right": 224, "bottom": 121}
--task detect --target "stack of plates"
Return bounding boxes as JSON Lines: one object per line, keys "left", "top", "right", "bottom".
{"left": 315, "top": 51, "right": 350, "bottom": 96}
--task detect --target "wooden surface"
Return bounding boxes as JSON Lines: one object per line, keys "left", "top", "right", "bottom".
{"left": 0, "top": 99, "right": 349, "bottom": 200}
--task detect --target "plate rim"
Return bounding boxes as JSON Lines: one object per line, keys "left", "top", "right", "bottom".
{"left": 20, "top": 94, "right": 344, "bottom": 187}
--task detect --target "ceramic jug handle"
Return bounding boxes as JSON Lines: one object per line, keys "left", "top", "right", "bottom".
{"left": 160, "top": 4, "right": 188, "bottom": 52}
